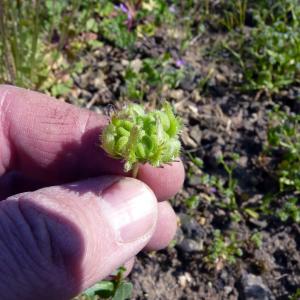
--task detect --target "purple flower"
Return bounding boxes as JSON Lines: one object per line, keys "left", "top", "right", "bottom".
{"left": 175, "top": 59, "right": 185, "bottom": 68}
{"left": 210, "top": 187, "right": 217, "bottom": 194}
{"left": 169, "top": 5, "right": 177, "bottom": 14}
{"left": 119, "top": 3, "right": 129, "bottom": 14}
{"left": 115, "top": 3, "right": 132, "bottom": 21}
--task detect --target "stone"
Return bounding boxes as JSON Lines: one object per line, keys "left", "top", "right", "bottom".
{"left": 189, "top": 125, "right": 202, "bottom": 144}
{"left": 169, "top": 89, "right": 184, "bottom": 100}
{"left": 178, "top": 213, "right": 206, "bottom": 239}
{"left": 181, "top": 129, "right": 198, "bottom": 148}
{"left": 224, "top": 286, "right": 233, "bottom": 295}
{"left": 177, "top": 238, "right": 203, "bottom": 253}
{"left": 174, "top": 227, "right": 184, "bottom": 245}
{"left": 130, "top": 58, "right": 142, "bottom": 73}
{"left": 240, "top": 274, "right": 274, "bottom": 300}
{"left": 178, "top": 272, "right": 192, "bottom": 288}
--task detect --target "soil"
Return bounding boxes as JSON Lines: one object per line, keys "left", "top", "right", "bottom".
{"left": 65, "top": 12, "right": 300, "bottom": 300}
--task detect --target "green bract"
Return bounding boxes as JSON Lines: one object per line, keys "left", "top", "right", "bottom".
{"left": 101, "top": 102, "right": 182, "bottom": 172}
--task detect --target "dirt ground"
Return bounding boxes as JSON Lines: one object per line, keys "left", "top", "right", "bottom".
{"left": 66, "top": 17, "right": 300, "bottom": 300}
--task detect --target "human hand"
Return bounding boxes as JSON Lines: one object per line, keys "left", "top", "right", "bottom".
{"left": 0, "top": 85, "right": 184, "bottom": 300}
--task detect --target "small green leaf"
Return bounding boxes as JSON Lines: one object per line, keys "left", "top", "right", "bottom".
{"left": 244, "top": 208, "right": 260, "bottom": 219}
{"left": 112, "top": 282, "right": 133, "bottom": 300}
{"left": 83, "top": 281, "right": 114, "bottom": 298}
{"left": 185, "top": 195, "right": 200, "bottom": 209}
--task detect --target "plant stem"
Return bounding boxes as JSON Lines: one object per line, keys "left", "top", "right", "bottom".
{"left": 30, "top": 0, "right": 41, "bottom": 84}
{"left": 0, "top": 0, "right": 16, "bottom": 83}
{"left": 132, "top": 163, "right": 139, "bottom": 178}
{"left": 58, "top": 0, "right": 80, "bottom": 51}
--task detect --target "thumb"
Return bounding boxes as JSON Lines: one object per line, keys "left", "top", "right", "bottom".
{"left": 0, "top": 176, "right": 157, "bottom": 300}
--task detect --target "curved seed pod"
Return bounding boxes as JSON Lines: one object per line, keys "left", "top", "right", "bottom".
{"left": 136, "top": 143, "right": 146, "bottom": 159}
{"left": 116, "top": 136, "right": 129, "bottom": 154}
{"left": 163, "top": 102, "right": 182, "bottom": 137}
{"left": 117, "top": 126, "right": 130, "bottom": 137}
{"left": 101, "top": 102, "right": 182, "bottom": 171}
{"left": 101, "top": 124, "right": 116, "bottom": 157}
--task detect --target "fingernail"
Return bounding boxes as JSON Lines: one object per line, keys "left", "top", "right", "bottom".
{"left": 100, "top": 178, "right": 157, "bottom": 243}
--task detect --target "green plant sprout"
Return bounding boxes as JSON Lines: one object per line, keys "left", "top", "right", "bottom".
{"left": 205, "top": 229, "right": 243, "bottom": 269}
{"left": 266, "top": 108, "right": 300, "bottom": 192}
{"left": 78, "top": 266, "right": 132, "bottom": 300}
{"left": 101, "top": 102, "right": 182, "bottom": 177}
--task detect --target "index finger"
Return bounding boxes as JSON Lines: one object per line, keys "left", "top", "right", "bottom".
{"left": 0, "top": 85, "right": 184, "bottom": 200}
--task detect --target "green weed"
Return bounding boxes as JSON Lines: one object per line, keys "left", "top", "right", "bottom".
{"left": 99, "top": 2, "right": 137, "bottom": 50}
{"left": 290, "top": 288, "right": 300, "bottom": 300}
{"left": 185, "top": 195, "right": 200, "bottom": 210}
{"left": 123, "top": 54, "right": 185, "bottom": 103}
{"left": 98, "top": 0, "right": 177, "bottom": 50}
{"left": 217, "top": 154, "right": 239, "bottom": 210}
{"left": 205, "top": 229, "right": 243, "bottom": 268}
{"left": 77, "top": 267, "right": 132, "bottom": 300}
{"left": 276, "top": 197, "right": 300, "bottom": 223}
{"left": 250, "top": 232, "right": 263, "bottom": 249}
{"left": 0, "top": 0, "right": 101, "bottom": 94}
{"left": 222, "top": 0, "right": 300, "bottom": 92}
{"left": 219, "top": 0, "right": 248, "bottom": 31}
{"left": 251, "top": 108, "right": 300, "bottom": 224}
{"left": 266, "top": 109, "right": 300, "bottom": 192}
{"left": 187, "top": 153, "right": 240, "bottom": 214}
{"left": 0, "top": 0, "right": 46, "bottom": 87}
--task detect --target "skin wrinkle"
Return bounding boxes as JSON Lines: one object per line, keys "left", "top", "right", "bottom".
{"left": 5, "top": 89, "right": 87, "bottom": 175}
{"left": 0, "top": 208, "right": 57, "bottom": 299}
{"left": 43, "top": 218, "right": 65, "bottom": 268}
{"left": 27, "top": 110, "right": 91, "bottom": 159}
{"left": 6, "top": 195, "right": 79, "bottom": 297}
{"left": 31, "top": 111, "right": 74, "bottom": 143}
{"left": 25, "top": 189, "right": 85, "bottom": 272}
{"left": 35, "top": 113, "right": 75, "bottom": 136}
{"left": 39, "top": 118, "right": 75, "bottom": 126}
{"left": 18, "top": 197, "right": 55, "bottom": 264}
{"left": 33, "top": 136, "right": 71, "bottom": 144}
{"left": 1, "top": 199, "right": 51, "bottom": 275}
{"left": 28, "top": 102, "right": 95, "bottom": 175}
{"left": 0, "top": 221, "right": 22, "bottom": 279}
{"left": 5, "top": 195, "right": 72, "bottom": 286}
{"left": 19, "top": 199, "right": 74, "bottom": 268}
{"left": 0, "top": 207, "right": 34, "bottom": 271}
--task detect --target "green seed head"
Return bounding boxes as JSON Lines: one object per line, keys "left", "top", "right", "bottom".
{"left": 101, "top": 102, "right": 182, "bottom": 172}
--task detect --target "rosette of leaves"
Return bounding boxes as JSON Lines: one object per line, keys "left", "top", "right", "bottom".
{"left": 101, "top": 102, "right": 182, "bottom": 176}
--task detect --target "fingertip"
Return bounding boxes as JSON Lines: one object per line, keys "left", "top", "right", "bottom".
{"left": 137, "top": 160, "right": 185, "bottom": 201}
{"left": 143, "top": 201, "right": 177, "bottom": 251}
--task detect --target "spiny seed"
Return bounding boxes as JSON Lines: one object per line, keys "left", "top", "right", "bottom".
{"left": 101, "top": 102, "right": 182, "bottom": 171}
